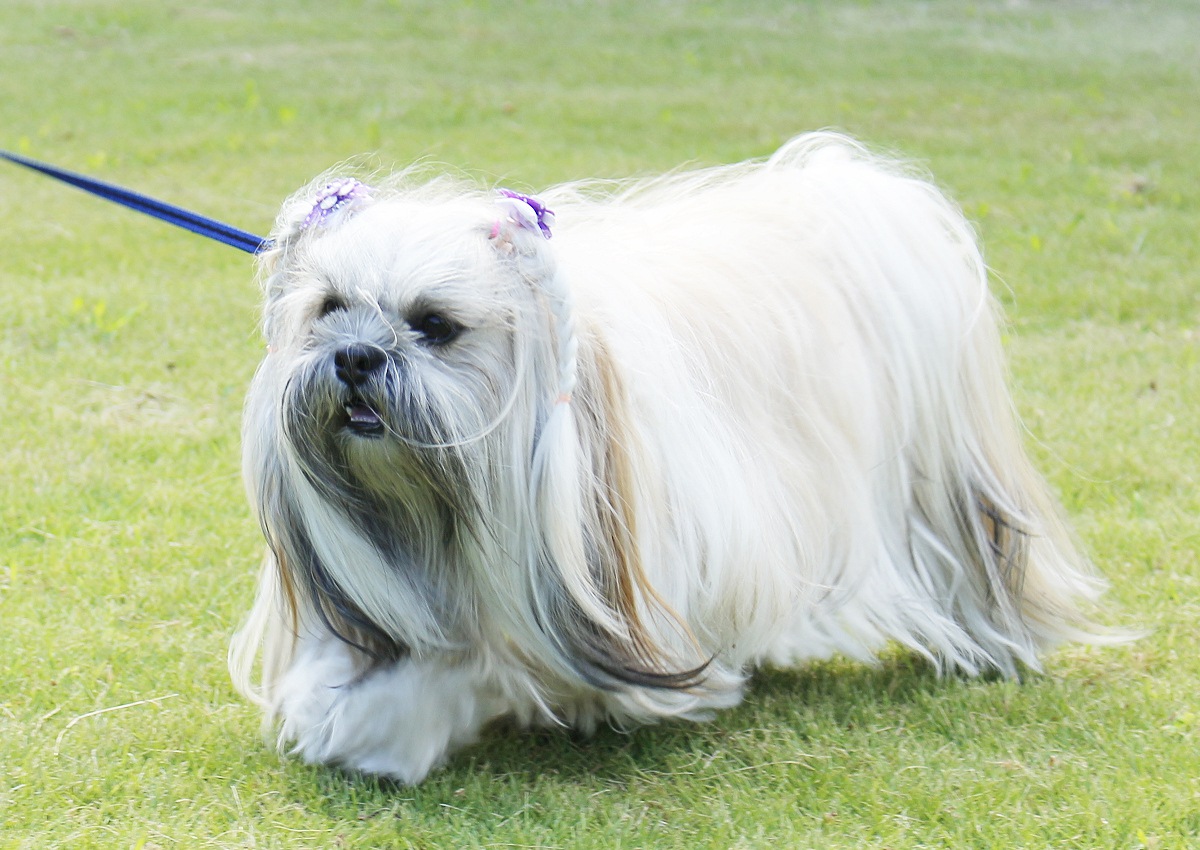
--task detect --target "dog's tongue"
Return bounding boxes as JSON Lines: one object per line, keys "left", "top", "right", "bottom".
{"left": 346, "top": 403, "right": 382, "bottom": 428}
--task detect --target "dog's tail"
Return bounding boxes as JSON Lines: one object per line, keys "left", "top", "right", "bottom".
{"left": 910, "top": 306, "right": 1116, "bottom": 674}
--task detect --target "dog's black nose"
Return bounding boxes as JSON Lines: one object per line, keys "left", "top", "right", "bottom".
{"left": 334, "top": 344, "right": 386, "bottom": 386}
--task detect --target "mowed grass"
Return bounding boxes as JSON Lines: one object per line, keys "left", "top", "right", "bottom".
{"left": 1, "top": 1, "right": 1197, "bottom": 847}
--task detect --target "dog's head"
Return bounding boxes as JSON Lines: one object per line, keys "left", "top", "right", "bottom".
{"left": 260, "top": 182, "right": 555, "bottom": 498}
{"left": 243, "top": 175, "right": 702, "bottom": 693}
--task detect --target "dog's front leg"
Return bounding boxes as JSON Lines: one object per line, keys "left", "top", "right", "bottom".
{"left": 273, "top": 633, "right": 503, "bottom": 783}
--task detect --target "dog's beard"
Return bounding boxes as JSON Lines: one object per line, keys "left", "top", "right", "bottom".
{"left": 280, "top": 348, "right": 478, "bottom": 511}
{"left": 258, "top": 336, "right": 522, "bottom": 663}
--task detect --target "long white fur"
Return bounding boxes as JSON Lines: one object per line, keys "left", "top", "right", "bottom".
{"left": 230, "top": 132, "right": 1108, "bottom": 783}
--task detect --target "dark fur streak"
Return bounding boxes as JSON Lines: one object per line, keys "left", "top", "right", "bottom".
{"left": 551, "top": 593, "right": 709, "bottom": 692}
{"left": 975, "top": 494, "right": 1030, "bottom": 599}
{"left": 274, "top": 492, "right": 408, "bottom": 664}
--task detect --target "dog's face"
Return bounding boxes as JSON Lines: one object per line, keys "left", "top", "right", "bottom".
{"left": 260, "top": 199, "right": 559, "bottom": 501}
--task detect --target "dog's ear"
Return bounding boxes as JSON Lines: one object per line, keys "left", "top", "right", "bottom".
{"left": 531, "top": 329, "right": 707, "bottom": 691}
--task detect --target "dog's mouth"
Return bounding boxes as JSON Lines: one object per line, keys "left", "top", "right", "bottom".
{"left": 343, "top": 398, "right": 385, "bottom": 437}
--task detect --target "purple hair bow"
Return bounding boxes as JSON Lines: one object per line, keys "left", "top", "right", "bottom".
{"left": 496, "top": 189, "right": 555, "bottom": 239}
{"left": 302, "top": 178, "right": 372, "bottom": 231}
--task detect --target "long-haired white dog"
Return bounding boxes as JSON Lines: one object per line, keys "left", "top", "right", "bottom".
{"left": 230, "top": 133, "right": 1107, "bottom": 783}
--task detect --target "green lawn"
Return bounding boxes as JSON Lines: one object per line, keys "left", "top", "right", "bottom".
{"left": 2, "top": 1, "right": 1197, "bottom": 847}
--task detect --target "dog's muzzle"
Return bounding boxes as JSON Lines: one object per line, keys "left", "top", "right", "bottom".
{"left": 334, "top": 344, "right": 386, "bottom": 436}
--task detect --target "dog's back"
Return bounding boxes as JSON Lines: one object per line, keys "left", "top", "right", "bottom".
{"left": 548, "top": 134, "right": 1107, "bottom": 677}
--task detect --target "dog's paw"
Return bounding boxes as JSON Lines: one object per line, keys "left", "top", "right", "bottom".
{"left": 275, "top": 638, "right": 503, "bottom": 783}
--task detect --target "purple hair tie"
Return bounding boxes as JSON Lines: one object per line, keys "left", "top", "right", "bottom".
{"left": 302, "top": 178, "right": 372, "bottom": 231}
{"left": 496, "top": 189, "right": 555, "bottom": 239}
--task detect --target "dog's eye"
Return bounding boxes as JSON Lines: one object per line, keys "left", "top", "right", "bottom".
{"left": 317, "top": 296, "right": 345, "bottom": 318}
{"left": 411, "top": 313, "right": 460, "bottom": 345}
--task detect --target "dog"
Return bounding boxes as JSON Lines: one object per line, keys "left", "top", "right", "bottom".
{"left": 229, "top": 132, "right": 1108, "bottom": 783}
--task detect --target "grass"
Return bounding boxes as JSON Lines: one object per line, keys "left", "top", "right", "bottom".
{"left": 1, "top": 0, "right": 1197, "bottom": 847}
